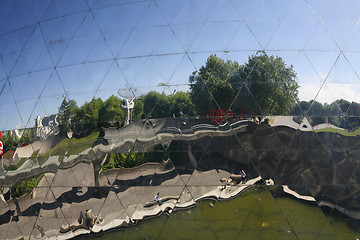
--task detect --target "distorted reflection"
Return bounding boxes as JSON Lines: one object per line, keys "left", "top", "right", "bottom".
{"left": 1, "top": 114, "right": 360, "bottom": 238}
{"left": 2, "top": 0, "right": 360, "bottom": 239}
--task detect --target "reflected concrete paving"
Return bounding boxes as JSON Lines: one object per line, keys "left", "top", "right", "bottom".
{"left": 0, "top": 117, "right": 360, "bottom": 239}
{"left": 4, "top": 164, "right": 258, "bottom": 239}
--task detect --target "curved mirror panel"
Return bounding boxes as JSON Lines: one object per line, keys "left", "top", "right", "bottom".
{"left": 1, "top": 0, "right": 360, "bottom": 239}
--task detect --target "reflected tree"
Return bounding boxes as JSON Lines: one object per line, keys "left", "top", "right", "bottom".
{"left": 78, "top": 98, "right": 104, "bottom": 129}
{"left": 142, "top": 91, "right": 195, "bottom": 118}
{"left": 142, "top": 91, "right": 175, "bottom": 118}
{"left": 189, "top": 54, "right": 238, "bottom": 114}
{"left": 58, "top": 97, "right": 79, "bottom": 133}
{"left": 173, "top": 91, "right": 196, "bottom": 117}
{"left": 99, "top": 95, "right": 125, "bottom": 123}
{"left": 291, "top": 100, "right": 326, "bottom": 126}
{"left": 291, "top": 99, "right": 360, "bottom": 130}
{"left": 1, "top": 131, "right": 19, "bottom": 152}
{"left": 133, "top": 99, "right": 144, "bottom": 120}
{"left": 189, "top": 52, "right": 299, "bottom": 116}
{"left": 235, "top": 51, "right": 299, "bottom": 115}
{"left": 19, "top": 128, "right": 35, "bottom": 144}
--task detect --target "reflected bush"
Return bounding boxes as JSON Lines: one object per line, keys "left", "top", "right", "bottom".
{"left": 101, "top": 145, "right": 165, "bottom": 171}
{"left": 13, "top": 174, "right": 44, "bottom": 198}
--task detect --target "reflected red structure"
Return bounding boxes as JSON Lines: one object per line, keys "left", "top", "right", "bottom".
{"left": 210, "top": 108, "right": 250, "bottom": 125}
{"left": 0, "top": 131, "right": 2, "bottom": 156}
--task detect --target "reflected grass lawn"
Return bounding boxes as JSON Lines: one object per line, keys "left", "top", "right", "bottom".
{"left": 316, "top": 127, "right": 360, "bottom": 136}
{"left": 74, "top": 186, "right": 360, "bottom": 240}
{"left": 38, "top": 131, "right": 100, "bottom": 165}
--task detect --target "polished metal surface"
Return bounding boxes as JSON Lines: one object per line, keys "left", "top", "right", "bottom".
{"left": 1, "top": 117, "right": 360, "bottom": 239}
{"left": 1, "top": 0, "right": 360, "bottom": 239}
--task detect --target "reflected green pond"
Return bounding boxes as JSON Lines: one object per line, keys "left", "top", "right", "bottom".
{"left": 75, "top": 187, "right": 360, "bottom": 240}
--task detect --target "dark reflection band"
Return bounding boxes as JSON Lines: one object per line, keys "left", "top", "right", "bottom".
{"left": 0, "top": 116, "right": 359, "bottom": 239}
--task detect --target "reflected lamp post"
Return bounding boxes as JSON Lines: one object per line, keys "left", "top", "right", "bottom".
{"left": 118, "top": 87, "right": 138, "bottom": 126}
{"left": 121, "top": 98, "right": 135, "bottom": 126}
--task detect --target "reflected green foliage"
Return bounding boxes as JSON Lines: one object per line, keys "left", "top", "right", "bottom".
{"left": 19, "top": 128, "right": 35, "bottom": 144}
{"left": 189, "top": 54, "right": 239, "bottom": 114}
{"left": 61, "top": 53, "right": 360, "bottom": 126}
{"left": 3, "top": 164, "right": 16, "bottom": 171}
{"left": 3, "top": 157, "right": 29, "bottom": 171}
{"left": 292, "top": 100, "right": 326, "bottom": 126}
{"left": 79, "top": 98, "right": 105, "bottom": 129}
{"left": 102, "top": 146, "right": 164, "bottom": 170}
{"left": 57, "top": 91, "right": 194, "bottom": 129}
{"left": 53, "top": 54, "right": 360, "bottom": 131}
{"left": 99, "top": 95, "right": 125, "bottom": 123}
{"left": 13, "top": 174, "right": 44, "bottom": 198}
{"left": 58, "top": 98, "right": 79, "bottom": 133}
{"left": 37, "top": 131, "right": 100, "bottom": 165}
{"left": 1, "top": 131, "right": 19, "bottom": 152}
{"left": 142, "top": 91, "right": 175, "bottom": 118}
{"left": 189, "top": 52, "right": 299, "bottom": 115}
{"left": 102, "top": 153, "right": 148, "bottom": 170}
{"left": 237, "top": 52, "right": 298, "bottom": 115}
{"left": 292, "top": 99, "right": 360, "bottom": 130}
{"left": 315, "top": 126, "right": 360, "bottom": 136}
{"left": 133, "top": 99, "right": 144, "bottom": 120}
{"left": 59, "top": 96, "right": 126, "bottom": 133}
{"left": 1, "top": 128, "right": 35, "bottom": 152}
{"left": 142, "top": 91, "right": 195, "bottom": 118}
{"left": 173, "top": 91, "right": 196, "bottom": 117}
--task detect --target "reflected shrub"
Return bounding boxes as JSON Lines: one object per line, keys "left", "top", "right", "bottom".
{"left": 102, "top": 145, "right": 165, "bottom": 170}
{"left": 13, "top": 174, "right": 44, "bottom": 198}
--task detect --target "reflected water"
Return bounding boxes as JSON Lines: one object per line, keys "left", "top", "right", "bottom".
{"left": 75, "top": 186, "right": 360, "bottom": 240}
{"left": 1, "top": 116, "right": 360, "bottom": 239}
{"left": 2, "top": 0, "right": 360, "bottom": 239}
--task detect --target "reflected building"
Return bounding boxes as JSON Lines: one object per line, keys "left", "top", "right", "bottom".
{"left": 1, "top": 0, "right": 360, "bottom": 239}
{"left": 35, "top": 115, "right": 59, "bottom": 140}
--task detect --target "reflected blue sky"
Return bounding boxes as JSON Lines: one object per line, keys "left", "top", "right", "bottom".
{"left": 1, "top": 0, "right": 360, "bottom": 130}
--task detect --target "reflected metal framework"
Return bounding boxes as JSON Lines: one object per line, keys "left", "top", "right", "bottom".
{"left": 1, "top": 0, "right": 360, "bottom": 239}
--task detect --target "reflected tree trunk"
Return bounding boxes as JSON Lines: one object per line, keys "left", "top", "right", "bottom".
{"left": 0, "top": 157, "right": 5, "bottom": 174}
{"left": 92, "top": 153, "right": 107, "bottom": 187}
{"left": 332, "top": 160, "right": 336, "bottom": 185}
{"left": 10, "top": 187, "right": 22, "bottom": 216}
{"left": 186, "top": 142, "right": 197, "bottom": 168}
{"left": 92, "top": 159, "right": 101, "bottom": 188}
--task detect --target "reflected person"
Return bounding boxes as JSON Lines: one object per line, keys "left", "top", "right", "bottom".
{"left": 241, "top": 170, "right": 246, "bottom": 184}
{"left": 155, "top": 192, "right": 162, "bottom": 206}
